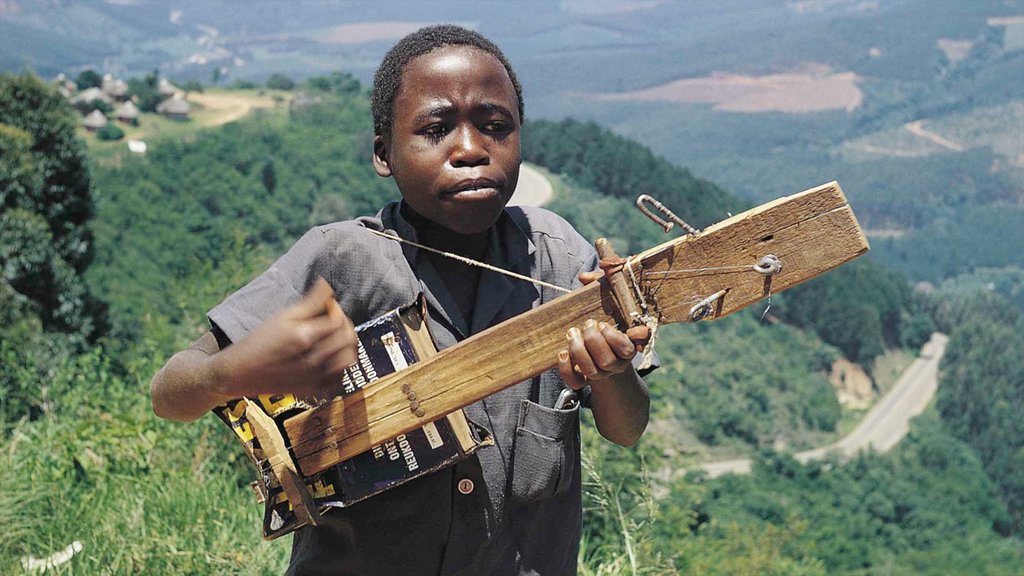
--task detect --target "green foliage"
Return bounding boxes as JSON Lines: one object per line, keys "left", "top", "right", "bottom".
{"left": 871, "top": 205, "right": 1024, "bottom": 283}
{"left": 179, "top": 80, "right": 204, "bottom": 93}
{"left": 690, "top": 413, "right": 1022, "bottom": 574}
{"left": 74, "top": 68, "right": 102, "bottom": 89}
{"left": 0, "top": 71, "right": 96, "bottom": 272}
{"left": 73, "top": 97, "right": 112, "bottom": 116}
{"left": 648, "top": 314, "right": 841, "bottom": 450}
{"left": 95, "top": 123, "right": 124, "bottom": 141}
{"left": 306, "top": 71, "right": 362, "bottom": 96}
{"left": 266, "top": 73, "right": 295, "bottom": 91}
{"left": 127, "top": 70, "right": 164, "bottom": 113}
{"left": 523, "top": 119, "right": 742, "bottom": 230}
{"left": 935, "top": 266, "right": 1024, "bottom": 312}
{"left": 935, "top": 292, "right": 1024, "bottom": 533}
{"left": 578, "top": 423, "right": 679, "bottom": 575}
{"left": 87, "top": 91, "right": 397, "bottom": 339}
{"left": 772, "top": 259, "right": 921, "bottom": 365}
{"left": 0, "top": 124, "right": 41, "bottom": 208}
{"left": 0, "top": 72, "right": 105, "bottom": 341}
{"left": 0, "top": 344, "right": 289, "bottom": 574}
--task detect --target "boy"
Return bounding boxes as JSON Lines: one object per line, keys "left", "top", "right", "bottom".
{"left": 151, "top": 25, "right": 650, "bottom": 575}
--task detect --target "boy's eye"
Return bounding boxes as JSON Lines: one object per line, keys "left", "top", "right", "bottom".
{"left": 483, "top": 120, "right": 510, "bottom": 134}
{"left": 420, "top": 123, "right": 449, "bottom": 140}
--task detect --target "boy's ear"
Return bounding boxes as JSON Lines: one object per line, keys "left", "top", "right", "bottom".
{"left": 372, "top": 135, "right": 392, "bottom": 177}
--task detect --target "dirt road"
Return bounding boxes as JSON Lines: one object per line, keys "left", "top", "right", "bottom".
{"left": 507, "top": 163, "right": 554, "bottom": 207}
{"left": 186, "top": 91, "right": 278, "bottom": 128}
{"left": 698, "top": 332, "right": 949, "bottom": 478}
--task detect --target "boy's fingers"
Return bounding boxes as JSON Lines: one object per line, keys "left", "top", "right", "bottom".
{"left": 308, "top": 327, "right": 359, "bottom": 370}
{"left": 582, "top": 320, "right": 619, "bottom": 372}
{"left": 558, "top": 349, "right": 587, "bottom": 391}
{"left": 326, "top": 297, "right": 355, "bottom": 334}
{"left": 599, "top": 322, "right": 637, "bottom": 359}
{"left": 292, "top": 278, "right": 336, "bottom": 318}
{"left": 577, "top": 270, "right": 603, "bottom": 286}
{"left": 566, "top": 326, "right": 602, "bottom": 380}
{"left": 293, "top": 313, "right": 351, "bottom": 351}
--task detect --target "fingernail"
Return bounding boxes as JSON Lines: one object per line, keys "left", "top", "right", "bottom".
{"left": 584, "top": 319, "right": 597, "bottom": 330}
{"left": 598, "top": 321, "right": 609, "bottom": 330}
{"left": 567, "top": 327, "right": 581, "bottom": 341}
{"left": 558, "top": 350, "right": 569, "bottom": 363}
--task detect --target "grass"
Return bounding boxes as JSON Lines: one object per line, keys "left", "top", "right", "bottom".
{"left": 0, "top": 346, "right": 291, "bottom": 575}
{"left": 872, "top": 348, "right": 915, "bottom": 395}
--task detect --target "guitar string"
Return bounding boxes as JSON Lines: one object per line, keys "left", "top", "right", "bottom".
{"left": 365, "top": 227, "right": 783, "bottom": 326}
{"left": 364, "top": 228, "right": 765, "bottom": 292}
{"left": 364, "top": 228, "right": 572, "bottom": 293}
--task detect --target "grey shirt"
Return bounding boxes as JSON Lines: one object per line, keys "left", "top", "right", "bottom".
{"left": 209, "top": 202, "right": 601, "bottom": 575}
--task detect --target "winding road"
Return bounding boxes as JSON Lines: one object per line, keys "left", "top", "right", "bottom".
{"left": 508, "top": 163, "right": 554, "bottom": 207}
{"left": 698, "top": 332, "right": 949, "bottom": 478}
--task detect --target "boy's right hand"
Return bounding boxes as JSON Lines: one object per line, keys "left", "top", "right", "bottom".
{"left": 213, "top": 278, "right": 358, "bottom": 400}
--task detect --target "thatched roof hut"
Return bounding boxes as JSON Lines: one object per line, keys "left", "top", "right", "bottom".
{"left": 157, "top": 78, "right": 178, "bottom": 97}
{"left": 73, "top": 87, "right": 113, "bottom": 106}
{"left": 82, "top": 109, "right": 108, "bottom": 131}
{"left": 103, "top": 77, "right": 128, "bottom": 100}
{"left": 155, "top": 94, "right": 190, "bottom": 119}
{"left": 115, "top": 101, "right": 140, "bottom": 122}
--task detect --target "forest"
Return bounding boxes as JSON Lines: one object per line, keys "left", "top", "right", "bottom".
{"left": 1, "top": 71, "right": 1022, "bottom": 573}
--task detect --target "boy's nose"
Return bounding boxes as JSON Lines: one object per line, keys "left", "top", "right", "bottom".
{"left": 450, "top": 126, "right": 489, "bottom": 167}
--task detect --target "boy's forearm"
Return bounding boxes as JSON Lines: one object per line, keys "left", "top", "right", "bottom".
{"left": 589, "top": 366, "right": 650, "bottom": 447}
{"left": 151, "top": 348, "right": 233, "bottom": 422}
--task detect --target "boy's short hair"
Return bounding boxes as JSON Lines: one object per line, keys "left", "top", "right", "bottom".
{"left": 371, "top": 24, "right": 524, "bottom": 137}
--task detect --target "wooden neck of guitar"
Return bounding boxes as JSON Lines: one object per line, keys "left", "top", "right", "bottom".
{"left": 285, "top": 181, "right": 869, "bottom": 476}
{"left": 287, "top": 280, "right": 614, "bottom": 475}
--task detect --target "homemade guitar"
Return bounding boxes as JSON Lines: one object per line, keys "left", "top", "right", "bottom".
{"left": 233, "top": 180, "right": 869, "bottom": 536}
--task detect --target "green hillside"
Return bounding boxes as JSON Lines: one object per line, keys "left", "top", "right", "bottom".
{"left": 2, "top": 74, "right": 1021, "bottom": 574}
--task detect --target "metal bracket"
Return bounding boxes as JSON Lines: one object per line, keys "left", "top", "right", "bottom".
{"left": 636, "top": 194, "right": 699, "bottom": 235}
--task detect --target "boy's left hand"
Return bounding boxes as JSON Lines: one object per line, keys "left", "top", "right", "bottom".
{"left": 558, "top": 318, "right": 637, "bottom": 390}
{"left": 557, "top": 269, "right": 637, "bottom": 390}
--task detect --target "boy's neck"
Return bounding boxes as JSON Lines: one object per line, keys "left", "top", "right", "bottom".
{"left": 402, "top": 203, "right": 490, "bottom": 261}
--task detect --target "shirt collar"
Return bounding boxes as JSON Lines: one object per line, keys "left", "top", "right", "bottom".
{"left": 378, "top": 201, "right": 537, "bottom": 337}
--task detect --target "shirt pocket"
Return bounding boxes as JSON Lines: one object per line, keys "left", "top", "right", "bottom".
{"left": 510, "top": 398, "right": 579, "bottom": 504}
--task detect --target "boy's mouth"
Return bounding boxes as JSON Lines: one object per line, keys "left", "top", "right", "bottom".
{"left": 443, "top": 178, "right": 503, "bottom": 200}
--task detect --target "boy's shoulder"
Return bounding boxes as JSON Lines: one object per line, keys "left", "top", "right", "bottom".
{"left": 504, "top": 205, "right": 589, "bottom": 250}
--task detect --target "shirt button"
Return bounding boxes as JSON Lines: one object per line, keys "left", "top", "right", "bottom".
{"left": 457, "top": 478, "right": 475, "bottom": 495}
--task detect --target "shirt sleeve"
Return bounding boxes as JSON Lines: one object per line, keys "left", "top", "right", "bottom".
{"left": 207, "top": 227, "right": 328, "bottom": 344}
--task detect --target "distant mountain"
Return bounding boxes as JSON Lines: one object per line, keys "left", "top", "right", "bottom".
{"left": 4, "top": 0, "right": 1021, "bottom": 284}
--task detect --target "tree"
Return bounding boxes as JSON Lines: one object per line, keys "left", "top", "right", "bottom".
{"left": 0, "top": 72, "right": 95, "bottom": 273}
{"left": 307, "top": 71, "right": 361, "bottom": 96}
{"left": 266, "top": 73, "right": 295, "bottom": 91}
{"left": 96, "top": 124, "right": 125, "bottom": 141}
{"left": 127, "top": 70, "right": 163, "bottom": 113}
{"left": 75, "top": 68, "right": 102, "bottom": 89}
{"left": 0, "top": 72, "right": 105, "bottom": 338}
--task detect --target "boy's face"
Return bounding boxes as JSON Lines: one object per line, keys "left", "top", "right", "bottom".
{"left": 374, "top": 45, "right": 521, "bottom": 236}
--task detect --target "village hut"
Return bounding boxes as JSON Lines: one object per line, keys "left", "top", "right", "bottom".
{"left": 82, "top": 109, "right": 108, "bottom": 131}
{"left": 54, "top": 73, "right": 78, "bottom": 96}
{"left": 72, "top": 87, "right": 113, "bottom": 107}
{"left": 157, "top": 78, "right": 179, "bottom": 97}
{"left": 114, "top": 101, "right": 140, "bottom": 124}
{"left": 103, "top": 78, "right": 129, "bottom": 101}
{"left": 155, "top": 94, "right": 191, "bottom": 119}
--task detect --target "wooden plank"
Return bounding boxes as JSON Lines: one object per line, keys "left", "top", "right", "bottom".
{"left": 285, "top": 181, "right": 868, "bottom": 476}
{"left": 244, "top": 401, "right": 321, "bottom": 528}
{"left": 637, "top": 182, "right": 868, "bottom": 323}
